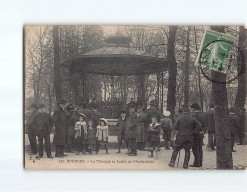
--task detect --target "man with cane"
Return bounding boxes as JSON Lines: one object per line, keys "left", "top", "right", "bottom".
{"left": 168, "top": 105, "right": 202, "bottom": 169}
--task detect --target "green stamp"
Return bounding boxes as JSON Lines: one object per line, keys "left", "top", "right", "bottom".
{"left": 196, "top": 29, "right": 235, "bottom": 73}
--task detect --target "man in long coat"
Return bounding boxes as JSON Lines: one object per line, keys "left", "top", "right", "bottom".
{"left": 136, "top": 103, "right": 147, "bottom": 150}
{"left": 169, "top": 105, "right": 202, "bottom": 169}
{"left": 190, "top": 103, "right": 207, "bottom": 167}
{"left": 26, "top": 103, "right": 38, "bottom": 155}
{"left": 67, "top": 104, "right": 78, "bottom": 152}
{"left": 52, "top": 99, "right": 68, "bottom": 157}
{"left": 31, "top": 104, "right": 53, "bottom": 158}
{"left": 116, "top": 107, "right": 128, "bottom": 153}
{"left": 126, "top": 102, "right": 138, "bottom": 156}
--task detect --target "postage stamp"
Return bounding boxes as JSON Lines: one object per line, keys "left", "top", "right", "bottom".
{"left": 196, "top": 29, "right": 235, "bottom": 73}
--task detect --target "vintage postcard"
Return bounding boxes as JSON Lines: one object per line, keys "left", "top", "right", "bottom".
{"left": 24, "top": 25, "right": 247, "bottom": 170}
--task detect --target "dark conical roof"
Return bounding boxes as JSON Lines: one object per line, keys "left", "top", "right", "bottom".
{"left": 61, "top": 36, "right": 168, "bottom": 76}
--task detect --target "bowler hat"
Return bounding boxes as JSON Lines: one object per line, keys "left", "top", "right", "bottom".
{"left": 57, "top": 99, "right": 66, "bottom": 105}
{"left": 38, "top": 103, "right": 46, "bottom": 108}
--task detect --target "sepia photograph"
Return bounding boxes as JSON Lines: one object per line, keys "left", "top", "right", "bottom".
{"left": 24, "top": 25, "right": 247, "bottom": 170}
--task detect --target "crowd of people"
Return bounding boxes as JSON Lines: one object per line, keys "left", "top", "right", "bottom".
{"left": 25, "top": 97, "right": 246, "bottom": 169}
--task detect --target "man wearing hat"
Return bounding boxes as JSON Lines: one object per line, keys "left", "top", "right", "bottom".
{"left": 26, "top": 103, "right": 38, "bottom": 155}
{"left": 126, "top": 102, "right": 138, "bottom": 156}
{"left": 52, "top": 99, "right": 69, "bottom": 157}
{"left": 136, "top": 103, "right": 148, "bottom": 150}
{"left": 116, "top": 106, "right": 128, "bottom": 153}
{"left": 66, "top": 104, "right": 78, "bottom": 152}
{"left": 31, "top": 103, "right": 53, "bottom": 158}
{"left": 190, "top": 103, "right": 207, "bottom": 167}
{"left": 168, "top": 105, "right": 202, "bottom": 169}
{"left": 161, "top": 111, "right": 173, "bottom": 150}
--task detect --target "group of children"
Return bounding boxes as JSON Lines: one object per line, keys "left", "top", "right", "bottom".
{"left": 74, "top": 113, "right": 109, "bottom": 155}
{"left": 74, "top": 109, "right": 172, "bottom": 159}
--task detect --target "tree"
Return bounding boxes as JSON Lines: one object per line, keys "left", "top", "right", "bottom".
{"left": 211, "top": 26, "right": 233, "bottom": 169}
{"left": 234, "top": 26, "right": 247, "bottom": 111}
{"left": 53, "top": 26, "right": 62, "bottom": 102}
{"left": 166, "top": 26, "right": 178, "bottom": 121}
{"left": 184, "top": 26, "right": 191, "bottom": 106}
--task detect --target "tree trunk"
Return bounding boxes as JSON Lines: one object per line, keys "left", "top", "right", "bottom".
{"left": 194, "top": 26, "right": 204, "bottom": 111}
{"left": 211, "top": 26, "right": 233, "bottom": 169}
{"left": 184, "top": 26, "right": 191, "bottom": 106}
{"left": 166, "top": 26, "right": 178, "bottom": 122}
{"left": 53, "top": 26, "right": 63, "bottom": 102}
{"left": 234, "top": 26, "right": 247, "bottom": 111}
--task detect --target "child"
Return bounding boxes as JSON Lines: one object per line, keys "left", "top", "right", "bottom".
{"left": 74, "top": 113, "right": 87, "bottom": 155}
{"left": 147, "top": 115, "right": 161, "bottom": 159}
{"left": 96, "top": 118, "right": 109, "bottom": 154}
{"left": 86, "top": 119, "right": 96, "bottom": 154}
{"left": 161, "top": 111, "right": 173, "bottom": 150}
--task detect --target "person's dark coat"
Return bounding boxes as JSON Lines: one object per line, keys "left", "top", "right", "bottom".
{"left": 30, "top": 112, "right": 53, "bottom": 135}
{"left": 206, "top": 110, "right": 215, "bottom": 134}
{"left": 174, "top": 113, "right": 202, "bottom": 136}
{"left": 148, "top": 123, "right": 161, "bottom": 143}
{"left": 193, "top": 111, "right": 208, "bottom": 138}
{"left": 26, "top": 110, "right": 37, "bottom": 134}
{"left": 136, "top": 111, "right": 147, "bottom": 142}
{"left": 116, "top": 117, "right": 127, "bottom": 142}
{"left": 68, "top": 112, "right": 78, "bottom": 138}
{"left": 86, "top": 126, "right": 96, "bottom": 145}
{"left": 91, "top": 109, "right": 103, "bottom": 127}
{"left": 126, "top": 112, "right": 138, "bottom": 139}
{"left": 229, "top": 113, "right": 240, "bottom": 135}
{"left": 52, "top": 106, "right": 68, "bottom": 145}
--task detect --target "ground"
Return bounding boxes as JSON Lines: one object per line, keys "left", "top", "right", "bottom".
{"left": 24, "top": 134, "right": 247, "bottom": 170}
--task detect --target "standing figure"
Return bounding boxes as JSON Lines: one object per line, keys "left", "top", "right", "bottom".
{"left": 148, "top": 115, "right": 161, "bottom": 159}
{"left": 190, "top": 103, "right": 207, "bottom": 167}
{"left": 86, "top": 119, "right": 96, "bottom": 154}
{"left": 136, "top": 104, "right": 147, "bottom": 150}
{"left": 26, "top": 103, "right": 38, "bottom": 155}
{"left": 168, "top": 105, "right": 202, "bottom": 169}
{"left": 229, "top": 108, "right": 240, "bottom": 152}
{"left": 126, "top": 102, "right": 138, "bottom": 156}
{"left": 161, "top": 111, "right": 173, "bottom": 150}
{"left": 67, "top": 104, "right": 78, "bottom": 152}
{"left": 52, "top": 99, "right": 68, "bottom": 158}
{"left": 96, "top": 118, "right": 109, "bottom": 154}
{"left": 207, "top": 107, "right": 216, "bottom": 151}
{"left": 31, "top": 104, "right": 53, "bottom": 158}
{"left": 116, "top": 107, "right": 128, "bottom": 153}
{"left": 74, "top": 113, "right": 87, "bottom": 155}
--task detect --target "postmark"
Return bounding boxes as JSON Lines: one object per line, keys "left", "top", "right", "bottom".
{"left": 196, "top": 29, "right": 243, "bottom": 84}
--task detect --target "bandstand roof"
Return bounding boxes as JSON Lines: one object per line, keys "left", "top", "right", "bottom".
{"left": 61, "top": 37, "right": 169, "bottom": 76}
